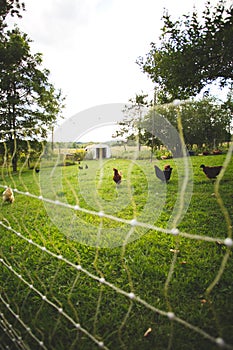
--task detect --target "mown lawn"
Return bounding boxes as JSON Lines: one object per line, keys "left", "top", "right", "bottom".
{"left": 0, "top": 153, "right": 232, "bottom": 350}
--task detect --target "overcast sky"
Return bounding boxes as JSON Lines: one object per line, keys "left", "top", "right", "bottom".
{"left": 8, "top": 0, "right": 228, "bottom": 141}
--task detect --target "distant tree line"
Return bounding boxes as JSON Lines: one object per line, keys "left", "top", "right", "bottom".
{"left": 114, "top": 94, "right": 232, "bottom": 153}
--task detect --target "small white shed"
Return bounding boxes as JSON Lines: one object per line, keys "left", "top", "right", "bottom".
{"left": 86, "top": 143, "right": 111, "bottom": 159}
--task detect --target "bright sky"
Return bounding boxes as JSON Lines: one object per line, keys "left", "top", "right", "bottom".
{"left": 8, "top": 0, "right": 226, "bottom": 141}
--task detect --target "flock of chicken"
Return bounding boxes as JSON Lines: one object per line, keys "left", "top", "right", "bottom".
{"left": 154, "top": 163, "right": 222, "bottom": 182}
{"left": 1, "top": 162, "right": 223, "bottom": 205}
{"left": 113, "top": 163, "right": 223, "bottom": 186}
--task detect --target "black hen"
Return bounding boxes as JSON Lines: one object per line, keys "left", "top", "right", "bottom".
{"left": 200, "top": 164, "right": 222, "bottom": 179}
{"left": 113, "top": 168, "right": 122, "bottom": 185}
{"left": 154, "top": 164, "right": 172, "bottom": 183}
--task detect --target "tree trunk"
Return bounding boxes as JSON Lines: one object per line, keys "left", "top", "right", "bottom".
{"left": 12, "top": 153, "right": 17, "bottom": 172}
{"left": 10, "top": 132, "right": 17, "bottom": 172}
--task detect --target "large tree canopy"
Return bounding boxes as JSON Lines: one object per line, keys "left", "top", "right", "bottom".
{"left": 0, "top": 28, "right": 64, "bottom": 134}
{"left": 137, "top": 0, "right": 233, "bottom": 102}
{"left": 0, "top": 1, "right": 65, "bottom": 171}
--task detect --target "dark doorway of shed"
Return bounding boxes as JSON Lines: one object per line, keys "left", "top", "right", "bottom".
{"left": 96, "top": 148, "right": 107, "bottom": 159}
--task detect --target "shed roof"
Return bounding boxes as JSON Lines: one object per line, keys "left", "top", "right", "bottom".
{"left": 86, "top": 143, "right": 110, "bottom": 149}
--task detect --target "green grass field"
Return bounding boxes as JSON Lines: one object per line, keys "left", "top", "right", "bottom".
{"left": 0, "top": 153, "right": 233, "bottom": 350}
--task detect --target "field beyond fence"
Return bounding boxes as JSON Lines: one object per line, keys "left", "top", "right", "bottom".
{"left": 0, "top": 143, "right": 233, "bottom": 350}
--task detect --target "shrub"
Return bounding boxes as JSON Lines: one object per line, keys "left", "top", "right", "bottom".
{"left": 154, "top": 149, "right": 173, "bottom": 160}
{"left": 74, "top": 149, "right": 86, "bottom": 161}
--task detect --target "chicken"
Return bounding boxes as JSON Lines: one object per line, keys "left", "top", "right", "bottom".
{"left": 200, "top": 164, "right": 222, "bottom": 179}
{"left": 154, "top": 164, "right": 172, "bottom": 183}
{"left": 2, "top": 187, "right": 14, "bottom": 203}
{"left": 113, "top": 168, "right": 122, "bottom": 185}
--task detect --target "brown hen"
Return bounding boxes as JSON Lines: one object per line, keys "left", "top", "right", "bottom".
{"left": 113, "top": 168, "right": 122, "bottom": 185}
{"left": 154, "top": 164, "right": 172, "bottom": 183}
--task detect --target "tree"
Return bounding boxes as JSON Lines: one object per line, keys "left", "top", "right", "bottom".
{"left": 0, "top": 0, "right": 25, "bottom": 30}
{"left": 0, "top": 10, "right": 65, "bottom": 171}
{"left": 184, "top": 99, "right": 232, "bottom": 148}
{"left": 143, "top": 98, "right": 231, "bottom": 150}
{"left": 113, "top": 93, "right": 149, "bottom": 151}
{"left": 138, "top": 127, "right": 161, "bottom": 158}
{"left": 137, "top": 0, "right": 233, "bottom": 101}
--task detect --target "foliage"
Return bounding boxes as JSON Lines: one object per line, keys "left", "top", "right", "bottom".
{"left": 73, "top": 149, "right": 86, "bottom": 161}
{"left": 0, "top": 28, "right": 65, "bottom": 135}
{"left": 18, "top": 141, "right": 43, "bottom": 168}
{"left": 113, "top": 93, "right": 150, "bottom": 149}
{"left": 0, "top": 0, "right": 25, "bottom": 30}
{"left": 116, "top": 97, "right": 232, "bottom": 151}
{"left": 152, "top": 97, "right": 232, "bottom": 148}
{"left": 0, "top": 6, "right": 65, "bottom": 171}
{"left": 137, "top": 0, "right": 233, "bottom": 101}
{"left": 221, "top": 86, "right": 233, "bottom": 127}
